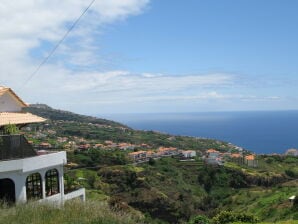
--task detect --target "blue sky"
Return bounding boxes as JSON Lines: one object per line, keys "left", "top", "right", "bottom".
{"left": 1, "top": 0, "right": 298, "bottom": 114}
{"left": 100, "top": 1, "right": 297, "bottom": 75}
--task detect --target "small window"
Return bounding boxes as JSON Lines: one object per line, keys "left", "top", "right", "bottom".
{"left": 26, "top": 173, "right": 42, "bottom": 200}
{"left": 45, "top": 169, "right": 59, "bottom": 196}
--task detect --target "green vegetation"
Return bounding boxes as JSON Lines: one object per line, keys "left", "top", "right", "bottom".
{"left": 212, "top": 211, "right": 258, "bottom": 224}
{"left": 7, "top": 105, "right": 296, "bottom": 224}
{"left": 24, "top": 104, "right": 124, "bottom": 127}
{"left": 64, "top": 154, "right": 298, "bottom": 223}
{"left": 3, "top": 124, "right": 19, "bottom": 135}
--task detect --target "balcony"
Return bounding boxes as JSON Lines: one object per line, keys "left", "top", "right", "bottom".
{"left": 0, "top": 134, "right": 37, "bottom": 161}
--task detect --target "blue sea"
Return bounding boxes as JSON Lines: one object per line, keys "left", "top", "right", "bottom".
{"left": 101, "top": 111, "right": 298, "bottom": 154}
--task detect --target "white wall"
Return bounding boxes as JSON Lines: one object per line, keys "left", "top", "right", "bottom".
{"left": 0, "top": 152, "right": 67, "bottom": 203}
{"left": 0, "top": 92, "right": 22, "bottom": 112}
{"left": 0, "top": 164, "right": 65, "bottom": 204}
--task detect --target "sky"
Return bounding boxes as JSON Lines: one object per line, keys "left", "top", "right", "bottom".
{"left": 1, "top": 0, "right": 298, "bottom": 114}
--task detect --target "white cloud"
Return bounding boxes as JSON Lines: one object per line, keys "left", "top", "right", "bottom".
{"left": 0, "top": 0, "right": 149, "bottom": 85}
{"left": 0, "top": 1, "right": 284, "bottom": 113}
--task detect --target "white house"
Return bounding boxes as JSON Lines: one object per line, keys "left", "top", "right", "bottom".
{"left": 180, "top": 150, "right": 196, "bottom": 158}
{"left": 0, "top": 86, "right": 85, "bottom": 204}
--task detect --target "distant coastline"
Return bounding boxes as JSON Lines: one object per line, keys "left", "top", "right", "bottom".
{"left": 100, "top": 110, "right": 298, "bottom": 154}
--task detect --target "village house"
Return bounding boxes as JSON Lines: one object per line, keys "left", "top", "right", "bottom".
{"left": 128, "top": 151, "right": 147, "bottom": 162}
{"left": 0, "top": 86, "right": 85, "bottom": 204}
{"left": 104, "top": 140, "right": 117, "bottom": 148}
{"left": 93, "top": 143, "right": 104, "bottom": 149}
{"left": 206, "top": 149, "right": 220, "bottom": 158}
{"left": 57, "top": 137, "right": 68, "bottom": 143}
{"left": 230, "top": 153, "right": 244, "bottom": 164}
{"left": 244, "top": 154, "right": 258, "bottom": 167}
{"left": 118, "top": 142, "right": 136, "bottom": 150}
{"left": 157, "top": 147, "right": 178, "bottom": 156}
{"left": 39, "top": 142, "right": 52, "bottom": 149}
{"left": 180, "top": 150, "right": 196, "bottom": 159}
{"left": 285, "top": 148, "right": 298, "bottom": 156}
{"left": 205, "top": 149, "right": 223, "bottom": 165}
{"left": 140, "top": 143, "right": 150, "bottom": 148}
{"left": 146, "top": 150, "right": 157, "bottom": 159}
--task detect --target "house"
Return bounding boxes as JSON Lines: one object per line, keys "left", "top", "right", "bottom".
{"left": 206, "top": 149, "right": 220, "bottom": 158}
{"left": 157, "top": 147, "right": 178, "bottom": 156}
{"left": 78, "top": 144, "right": 90, "bottom": 151}
{"left": 0, "top": 86, "right": 85, "bottom": 204}
{"left": 230, "top": 153, "right": 244, "bottom": 164}
{"left": 244, "top": 154, "right": 258, "bottom": 167}
{"left": 128, "top": 151, "right": 147, "bottom": 161}
{"left": 205, "top": 149, "right": 223, "bottom": 165}
{"left": 285, "top": 148, "right": 298, "bottom": 156}
{"left": 180, "top": 150, "right": 196, "bottom": 158}
{"left": 118, "top": 143, "right": 135, "bottom": 150}
{"left": 39, "top": 142, "right": 52, "bottom": 149}
{"left": 146, "top": 150, "right": 157, "bottom": 158}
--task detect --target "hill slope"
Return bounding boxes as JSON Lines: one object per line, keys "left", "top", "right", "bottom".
{"left": 19, "top": 104, "right": 298, "bottom": 223}
{"left": 24, "top": 104, "right": 126, "bottom": 128}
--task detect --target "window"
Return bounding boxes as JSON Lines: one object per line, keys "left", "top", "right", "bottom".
{"left": 45, "top": 169, "right": 59, "bottom": 196}
{"left": 26, "top": 173, "right": 42, "bottom": 200}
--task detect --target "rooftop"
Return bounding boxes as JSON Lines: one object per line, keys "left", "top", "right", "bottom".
{"left": 0, "top": 112, "right": 46, "bottom": 126}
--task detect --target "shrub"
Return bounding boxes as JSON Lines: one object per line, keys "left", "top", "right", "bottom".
{"left": 212, "top": 211, "right": 259, "bottom": 224}
{"left": 188, "top": 215, "right": 210, "bottom": 224}
{"left": 149, "top": 158, "right": 156, "bottom": 166}
{"left": 4, "top": 124, "right": 19, "bottom": 134}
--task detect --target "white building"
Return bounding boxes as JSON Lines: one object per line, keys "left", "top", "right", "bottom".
{"left": 0, "top": 86, "right": 85, "bottom": 204}
{"left": 180, "top": 150, "right": 196, "bottom": 158}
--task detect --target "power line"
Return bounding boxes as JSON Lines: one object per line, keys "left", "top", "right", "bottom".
{"left": 22, "top": 0, "right": 96, "bottom": 89}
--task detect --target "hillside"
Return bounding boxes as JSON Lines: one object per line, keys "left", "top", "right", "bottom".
{"left": 24, "top": 104, "right": 237, "bottom": 152}
{"left": 15, "top": 105, "right": 298, "bottom": 223}
{"left": 24, "top": 104, "right": 126, "bottom": 128}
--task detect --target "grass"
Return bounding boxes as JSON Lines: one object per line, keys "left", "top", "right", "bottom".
{"left": 0, "top": 200, "right": 144, "bottom": 224}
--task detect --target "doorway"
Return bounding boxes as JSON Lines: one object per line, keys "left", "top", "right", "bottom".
{"left": 0, "top": 178, "right": 16, "bottom": 203}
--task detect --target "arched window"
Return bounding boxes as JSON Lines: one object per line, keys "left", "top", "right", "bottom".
{"left": 45, "top": 169, "right": 59, "bottom": 196}
{"left": 26, "top": 173, "right": 42, "bottom": 200}
{"left": 0, "top": 178, "right": 15, "bottom": 203}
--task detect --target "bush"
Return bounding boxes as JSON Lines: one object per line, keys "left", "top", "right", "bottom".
{"left": 148, "top": 158, "right": 156, "bottom": 166}
{"left": 4, "top": 124, "right": 19, "bottom": 134}
{"left": 188, "top": 215, "right": 210, "bottom": 224}
{"left": 212, "top": 211, "right": 259, "bottom": 224}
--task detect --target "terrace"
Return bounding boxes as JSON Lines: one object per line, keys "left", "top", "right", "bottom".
{"left": 0, "top": 134, "right": 85, "bottom": 204}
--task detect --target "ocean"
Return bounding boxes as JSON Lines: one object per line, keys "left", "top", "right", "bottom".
{"left": 101, "top": 111, "right": 298, "bottom": 154}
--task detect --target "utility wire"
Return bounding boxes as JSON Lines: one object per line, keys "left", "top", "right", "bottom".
{"left": 21, "top": 0, "right": 96, "bottom": 89}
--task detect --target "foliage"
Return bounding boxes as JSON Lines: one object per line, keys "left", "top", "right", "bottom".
{"left": 72, "top": 149, "right": 129, "bottom": 166}
{"left": 19, "top": 104, "right": 298, "bottom": 224}
{"left": 212, "top": 210, "right": 259, "bottom": 224}
{"left": 3, "top": 124, "right": 19, "bottom": 135}
{"left": 148, "top": 158, "right": 156, "bottom": 166}
{"left": 188, "top": 215, "right": 210, "bottom": 224}
{"left": 25, "top": 104, "right": 125, "bottom": 127}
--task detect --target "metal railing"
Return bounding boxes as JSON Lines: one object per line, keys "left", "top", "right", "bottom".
{"left": 0, "top": 134, "right": 37, "bottom": 160}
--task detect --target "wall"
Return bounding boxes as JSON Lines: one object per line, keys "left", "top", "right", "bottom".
{"left": 0, "top": 92, "right": 22, "bottom": 112}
